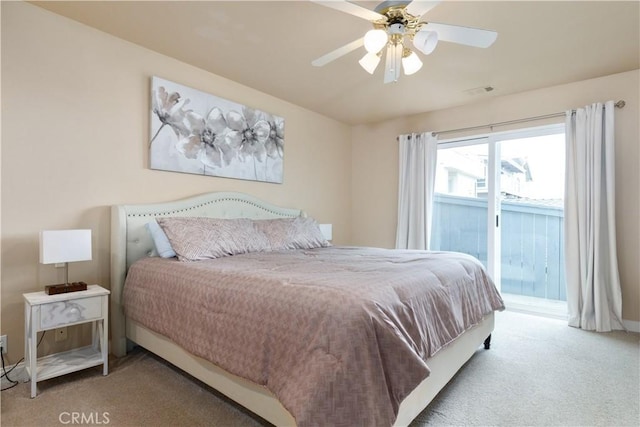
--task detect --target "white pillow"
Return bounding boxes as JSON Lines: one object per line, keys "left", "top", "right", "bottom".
{"left": 145, "top": 220, "right": 176, "bottom": 258}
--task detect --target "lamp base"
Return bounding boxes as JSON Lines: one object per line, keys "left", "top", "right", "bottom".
{"left": 45, "top": 282, "right": 88, "bottom": 295}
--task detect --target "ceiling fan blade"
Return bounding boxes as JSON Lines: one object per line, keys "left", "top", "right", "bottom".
{"left": 405, "top": 1, "right": 441, "bottom": 18}
{"left": 422, "top": 22, "right": 498, "bottom": 48}
{"left": 312, "top": 37, "right": 364, "bottom": 67}
{"left": 310, "top": 0, "right": 384, "bottom": 21}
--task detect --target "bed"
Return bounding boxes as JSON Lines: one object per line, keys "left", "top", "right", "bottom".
{"left": 110, "top": 191, "right": 503, "bottom": 426}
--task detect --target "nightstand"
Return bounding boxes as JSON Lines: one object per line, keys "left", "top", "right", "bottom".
{"left": 23, "top": 284, "right": 109, "bottom": 398}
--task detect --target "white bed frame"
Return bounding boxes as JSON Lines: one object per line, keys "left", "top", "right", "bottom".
{"left": 110, "top": 191, "right": 494, "bottom": 426}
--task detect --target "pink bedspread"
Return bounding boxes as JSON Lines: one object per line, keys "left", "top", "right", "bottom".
{"left": 123, "top": 247, "right": 504, "bottom": 426}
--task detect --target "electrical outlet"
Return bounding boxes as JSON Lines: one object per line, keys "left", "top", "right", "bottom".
{"left": 55, "top": 327, "right": 68, "bottom": 342}
{"left": 0, "top": 335, "right": 7, "bottom": 353}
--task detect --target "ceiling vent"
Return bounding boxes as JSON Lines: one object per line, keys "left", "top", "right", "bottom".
{"left": 465, "top": 86, "right": 495, "bottom": 96}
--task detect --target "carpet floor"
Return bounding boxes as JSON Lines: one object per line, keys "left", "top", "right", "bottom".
{"left": 1, "top": 310, "right": 638, "bottom": 426}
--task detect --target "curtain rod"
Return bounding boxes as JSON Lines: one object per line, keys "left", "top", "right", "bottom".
{"left": 399, "top": 100, "right": 626, "bottom": 139}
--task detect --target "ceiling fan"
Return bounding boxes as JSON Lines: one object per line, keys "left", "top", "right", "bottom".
{"left": 311, "top": 0, "right": 498, "bottom": 83}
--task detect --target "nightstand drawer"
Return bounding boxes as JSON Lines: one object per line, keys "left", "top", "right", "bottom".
{"left": 40, "top": 296, "right": 103, "bottom": 329}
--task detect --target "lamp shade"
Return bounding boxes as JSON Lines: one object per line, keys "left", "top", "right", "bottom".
{"left": 413, "top": 30, "right": 438, "bottom": 55}
{"left": 39, "top": 229, "right": 92, "bottom": 264}
{"left": 402, "top": 51, "right": 423, "bottom": 75}
{"left": 364, "top": 29, "right": 388, "bottom": 54}
{"left": 359, "top": 52, "right": 381, "bottom": 74}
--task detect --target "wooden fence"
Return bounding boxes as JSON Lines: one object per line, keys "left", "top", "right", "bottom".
{"left": 431, "top": 194, "right": 566, "bottom": 301}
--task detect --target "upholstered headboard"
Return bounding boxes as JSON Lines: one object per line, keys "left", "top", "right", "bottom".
{"left": 110, "top": 191, "right": 304, "bottom": 356}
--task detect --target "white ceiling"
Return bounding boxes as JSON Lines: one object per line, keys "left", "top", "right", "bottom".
{"left": 31, "top": 1, "right": 640, "bottom": 125}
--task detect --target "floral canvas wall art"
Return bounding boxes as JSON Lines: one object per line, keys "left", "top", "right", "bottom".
{"left": 150, "top": 76, "right": 284, "bottom": 183}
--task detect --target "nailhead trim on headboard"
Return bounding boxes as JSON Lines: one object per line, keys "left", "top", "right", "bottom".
{"left": 127, "top": 197, "right": 288, "bottom": 218}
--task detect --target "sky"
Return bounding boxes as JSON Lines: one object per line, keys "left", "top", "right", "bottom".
{"left": 437, "top": 131, "right": 566, "bottom": 200}
{"left": 501, "top": 133, "right": 565, "bottom": 199}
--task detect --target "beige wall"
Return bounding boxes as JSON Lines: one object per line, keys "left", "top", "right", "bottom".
{"left": 0, "top": 2, "right": 351, "bottom": 362}
{"left": 2, "top": 2, "right": 638, "bottom": 366}
{"left": 352, "top": 69, "right": 640, "bottom": 325}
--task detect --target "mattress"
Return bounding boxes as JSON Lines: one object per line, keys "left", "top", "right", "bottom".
{"left": 123, "top": 246, "right": 504, "bottom": 427}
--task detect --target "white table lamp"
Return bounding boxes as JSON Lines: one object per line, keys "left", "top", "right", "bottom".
{"left": 39, "top": 229, "right": 92, "bottom": 285}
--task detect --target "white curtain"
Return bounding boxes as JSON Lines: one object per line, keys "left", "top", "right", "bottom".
{"left": 564, "top": 101, "right": 624, "bottom": 331}
{"left": 395, "top": 132, "right": 438, "bottom": 250}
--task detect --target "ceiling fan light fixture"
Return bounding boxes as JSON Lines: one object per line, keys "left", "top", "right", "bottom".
{"left": 402, "top": 51, "right": 423, "bottom": 75}
{"left": 413, "top": 29, "right": 438, "bottom": 55}
{"left": 311, "top": 0, "right": 499, "bottom": 85}
{"left": 359, "top": 52, "right": 381, "bottom": 74}
{"left": 363, "top": 29, "right": 388, "bottom": 54}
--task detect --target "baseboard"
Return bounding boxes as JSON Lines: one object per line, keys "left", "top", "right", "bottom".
{"left": 623, "top": 319, "right": 640, "bottom": 333}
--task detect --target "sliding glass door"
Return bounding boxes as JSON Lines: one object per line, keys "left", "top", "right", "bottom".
{"left": 431, "top": 124, "right": 566, "bottom": 312}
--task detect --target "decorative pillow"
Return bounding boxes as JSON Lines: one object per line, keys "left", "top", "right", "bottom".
{"left": 253, "top": 217, "right": 330, "bottom": 251}
{"left": 156, "top": 217, "right": 271, "bottom": 261}
{"left": 145, "top": 220, "right": 176, "bottom": 258}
